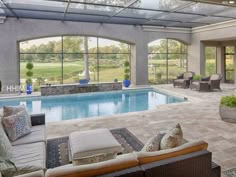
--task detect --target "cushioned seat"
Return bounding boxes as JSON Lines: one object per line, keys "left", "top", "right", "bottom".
{"left": 15, "top": 170, "right": 45, "bottom": 177}
{"left": 11, "top": 142, "right": 46, "bottom": 169}
{"left": 11, "top": 125, "right": 46, "bottom": 146}
{"left": 46, "top": 153, "right": 139, "bottom": 177}
{"left": 69, "top": 129, "right": 123, "bottom": 165}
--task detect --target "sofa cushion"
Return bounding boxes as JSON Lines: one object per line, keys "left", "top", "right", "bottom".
{"left": 14, "top": 170, "right": 44, "bottom": 177}
{"left": 142, "top": 133, "right": 162, "bottom": 152}
{"left": 11, "top": 125, "right": 46, "bottom": 146}
{"left": 2, "top": 111, "right": 31, "bottom": 142}
{"left": 3, "top": 105, "right": 31, "bottom": 127}
{"left": 160, "top": 123, "right": 183, "bottom": 150}
{"left": 136, "top": 140, "right": 208, "bottom": 165}
{"left": 46, "top": 153, "right": 139, "bottom": 177}
{"left": 11, "top": 142, "right": 46, "bottom": 170}
{"left": 0, "top": 123, "right": 12, "bottom": 158}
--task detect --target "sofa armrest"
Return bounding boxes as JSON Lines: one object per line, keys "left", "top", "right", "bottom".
{"left": 141, "top": 150, "right": 214, "bottom": 177}
{"left": 30, "top": 113, "right": 45, "bottom": 126}
{"left": 97, "top": 166, "right": 143, "bottom": 177}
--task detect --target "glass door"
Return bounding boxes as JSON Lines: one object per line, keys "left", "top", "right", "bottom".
{"left": 225, "top": 46, "right": 234, "bottom": 83}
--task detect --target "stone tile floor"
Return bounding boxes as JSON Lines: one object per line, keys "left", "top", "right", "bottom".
{"left": 46, "top": 84, "right": 236, "bottom": 176}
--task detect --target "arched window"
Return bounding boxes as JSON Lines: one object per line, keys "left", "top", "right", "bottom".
{"left": 19, "top": 36, "right": 131, "bottom": 90}
{"left": 148, "top": 39, "right": 188, "bottom": 84}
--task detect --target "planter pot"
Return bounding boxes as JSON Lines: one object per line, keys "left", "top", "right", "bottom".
{"left": 26, "top": 84, "right": 33, "bottom": 94}
{"left": 79, "top": 79, "right": 89, "bottom": 85}
{"left": 219, "top": 105, "right": 236, "bottom": 123}
{"left": 123, "top": 80, "right": 131, "bottom": 88}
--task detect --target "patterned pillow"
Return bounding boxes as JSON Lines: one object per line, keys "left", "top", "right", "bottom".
{"left": 160, "top": 123, "right": 183, "bottom": 150}
{"left": 0, "top": 123, "right": 12, "bottom": 158}
{"left": 3, "top": 105, "right": 31, "bottom": 127}
{"left": 142, "top": 133, "right": 163, "bottom": 152}
{"left": 2, "top": 111, "right": 31, "bottom": 142}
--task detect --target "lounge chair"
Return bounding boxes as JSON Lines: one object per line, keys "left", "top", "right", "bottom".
{"left": 190, "top": 73, "right": 223, "bottom": 92}
{"left": 173, "top": 71, "right": 195, "bottom": 89}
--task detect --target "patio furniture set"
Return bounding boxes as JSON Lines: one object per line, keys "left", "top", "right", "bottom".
{"left": 0, "top": 107, "right": 221, "bottom": 177}
{"left": 173, "top": 72, "right": 223, "bottom": 92}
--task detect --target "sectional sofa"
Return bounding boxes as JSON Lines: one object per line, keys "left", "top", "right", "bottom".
{"left": 0, "top": 112, "right": 221, "bottom": 177}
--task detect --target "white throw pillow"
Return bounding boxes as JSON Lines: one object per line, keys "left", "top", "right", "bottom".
{"left": 142, "top": 133, "right": 163, "bottom": 152}
{"left": 2, "top": 111, "right": 31, "bottom": 142}
{"left": 160, "top": 123, "right": 183, "bottom": 150}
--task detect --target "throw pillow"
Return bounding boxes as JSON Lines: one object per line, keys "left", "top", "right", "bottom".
{"left": 142, "top": 133, "right": 163, "bottom": 152}
{"left": 3, "top": 105, "right": 31, "bottom": 127}
{"left": 2, "top": 111, "right": 31, "bottom": 142}
{"left": 160, "top": 123, "right": 183, "bottom": 150}
{"left": 0, "top": 124, "right": 12, "bottom": 158}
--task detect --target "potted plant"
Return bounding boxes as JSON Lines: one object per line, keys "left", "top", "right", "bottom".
{"left": 192, "top": 74, "right": 202, "bottom": 81}
{"left": 219, "top": 95, "right": 236, "bottom": 123}
{"left": 123, "top": 60, "right": 130, "bottom": 87}
{"left": 25, "top": 62, "right": 34, "bottom": 94}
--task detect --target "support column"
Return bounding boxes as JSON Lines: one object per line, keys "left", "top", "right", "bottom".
{"left": 130, "top": 43, "right": 148, "bottom": 85}
{"left": 216, "top": 46, "right": 225, "bottom": 82}
{"left": 234, "top": 46, "right": 236, "bottom": 84}
{"left": 188, "top": 40, "right": 205, "bottom": 75}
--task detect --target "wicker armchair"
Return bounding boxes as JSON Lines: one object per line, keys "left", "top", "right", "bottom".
{"left": 173, "top": 71, "right": 195, "bottom": 89}
{"left": 190, "top": 74, "right": 223, "bottom": 92}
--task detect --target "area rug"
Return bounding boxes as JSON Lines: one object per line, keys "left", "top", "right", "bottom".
{"left": 46, "top": 128, "right": 144, "bottom": 168}
{"left": 224, "top": 168, "right": 236, "bottom": 177}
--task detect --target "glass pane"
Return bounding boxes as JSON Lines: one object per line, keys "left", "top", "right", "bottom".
{"left": 177, "top": 3, "right": 230, "bottom": 15}
{"left": 69, "top": 0, "right": 129, "bottom": 6}
{"left": 148, "top": 39, "right": 167, "bottom": 53}
{"left": 63, "top": 36, "right": 97, "bottom": 53}
{"left": 205, "top": 47, "right": 216, "bottom": 76}
{"left": 216, "top": 8, "right": 236, "bottom": 18}
{"left": 98, "top": 38, "right": 130, "bottom": 53}
{"left": 148, "top": 54, "right": 167, "bottom": 84}
{"left": 191, "top": 16, "right": 232, "bottom": 24}
{"left": 119, "top": 9, "right": 161, "bottom": 18}
{"left": 157, "top": 13, "right": 202, "bottom": 22}
{"left": 63, "top": 54, "right": 97, "bottom": 83}
{"left": 226, "top": 46, "right": 234, "bottom": 54}
{"left": 134, "top": 0, "right": 190, "bottom": 11}
{"left": 20, "top": 37, "right": 62, "bottom": 53}
{"left": 168, "top": 54, "right": 187, "bottom": 83}
{"left": 225, "top": 54, "right": 234, "bottom": 82}
{"left": 20, "top": 54, "right": 62, "bottom": 91}
{"left": 168, "top": 40, "right": 182, "bottom": 53}
{"left": 98, "top": 54, "right": 129, "bottom": 82}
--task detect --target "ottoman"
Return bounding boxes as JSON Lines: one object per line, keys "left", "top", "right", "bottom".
{"left": 69, "top": 129, "right": 123, "bottom": 165}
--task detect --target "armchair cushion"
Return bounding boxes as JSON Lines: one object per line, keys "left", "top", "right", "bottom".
{"left": 136, "top": 140, "right": 208, "bottom": 165}
{"left": 46, "top": 153, "right": 139, "bottom": 177}
{"left": 11, "top": 125, "right": 46, "bottom": 146}
{"left": 11, "top": 142, "right": 46, "bottom": 170}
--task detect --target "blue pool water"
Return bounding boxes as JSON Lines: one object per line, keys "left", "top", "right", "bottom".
{"left": 0, "top": 89, "right": 186, "bottom": 122}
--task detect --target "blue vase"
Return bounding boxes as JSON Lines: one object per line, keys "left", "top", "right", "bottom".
{"left": 26, "top": 84, "right": 32, "bottom": 94}
{"left": 123, "top": 80, "right": 131, "bottom": 87}
{"left": 79, "top": 79, "right": 89, "bottom": 85}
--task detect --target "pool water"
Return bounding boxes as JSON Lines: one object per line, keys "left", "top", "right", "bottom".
{"left": 0, "top": 89, "right": 186, "bottom": 122}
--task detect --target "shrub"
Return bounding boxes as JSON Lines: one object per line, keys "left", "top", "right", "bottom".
{"left": 220, "top": 95, "right": 236, "bottom": 107}
{"left": 124, "top": 60, "right": 130, "bottom": 67}
{"left": 26, "top": 71, "right": 33, "bottom": 77}
{"left": 26, "top": 62, "right": 34, "bottom": 70}
{"left": 26, "top": 78, "right": 32, "bottom": 85}
{"left": 193, "top": 75, "right": 202, "bottom": 81}
{"left": 123, "top": 60, "right": 130, "bottom": 80}
{"left": 124, "top": 74, "right": 130, "bottom": 80}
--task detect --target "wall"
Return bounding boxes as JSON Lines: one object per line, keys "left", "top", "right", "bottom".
{"left": 0, "top": 18, "right": 191, "bottom": 93}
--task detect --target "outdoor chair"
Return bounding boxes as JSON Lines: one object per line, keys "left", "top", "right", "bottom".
{"left": 173, "top": 71, "right": 195, "bottom": 89}
{"left": 190, "top": 73, "right": 223, "bottom": 92}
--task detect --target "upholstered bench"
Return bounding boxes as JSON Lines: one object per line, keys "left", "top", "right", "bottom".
{"left": 69, "top": 129, "right": 123, "bottom": 165}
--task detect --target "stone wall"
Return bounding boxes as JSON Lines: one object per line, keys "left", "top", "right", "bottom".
{"left": 40, "top": 82, "right": 122, "bottom": 96}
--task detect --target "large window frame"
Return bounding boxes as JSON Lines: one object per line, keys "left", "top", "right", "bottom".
{"left": 148, "top": 39, "right": 188, "bottom": 84}
{"left": 19, "top": 35, "right": 131, "bottom": 87}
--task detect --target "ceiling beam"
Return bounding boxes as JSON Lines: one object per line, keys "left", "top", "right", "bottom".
{"left": 0, "top": 0, "right": 18, "bottom": 18}
{"left": 62, "top": 0, "right": 71, "bottom": 22}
